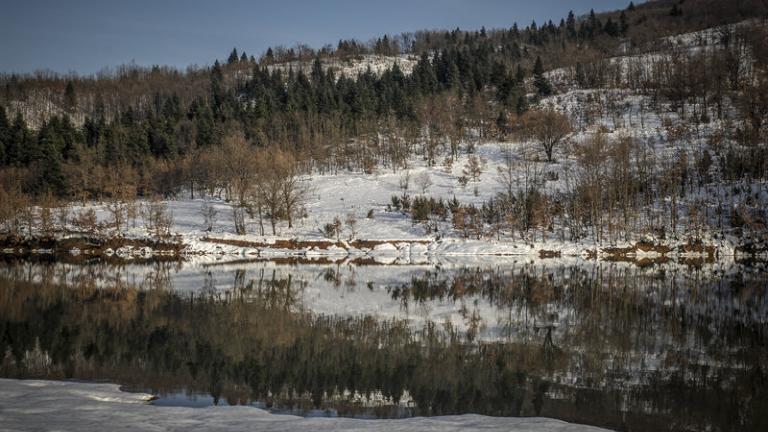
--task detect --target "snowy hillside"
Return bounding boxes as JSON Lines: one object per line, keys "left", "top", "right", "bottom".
{"left": 50, "top": 136, "right": 744, "bottom": 260}
{"left": 3, "top": 20, "right": 768, "bottom": 261}
{"left": 268, "top": 54, "right": 418, "bottom": 78}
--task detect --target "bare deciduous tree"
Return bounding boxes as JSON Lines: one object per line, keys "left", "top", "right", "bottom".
{"left": 275, "top": 149, "right": 309, "bottom": 230}
{"left": 399, "top": 171, "right": 410, "bottom": 195}
{"left": 201, "top": 201, "right": 218, "bottom": 232}
{"left": 345, "top": 212, "right": 358, "bottom": 240}
{"left": 322, "top": 216, "right": 342, "bottom": 241}
{"left": 220, "top": 133, "right": 258, "bottom": 205}
{"left": 415, "top": 172, "right": 433, "bottom": 194}
{"left": 106, "top": 201, "right": 127, "bottom": 236}
{"left": 142, "top": 200, "right": 174, "bottom": 240}
{"left": 519, "top": 109, "right": 573, "bottom": 163}
{"left": 497, "top": 144, "right": 516, "bottom": 199}
{"left": 72, "top": 208, "right": 99, "bottom": 235}
{"left": 56, "top": 206, "right": 71, "bottom": 233}
{"left": 463, "top": 155, "right": 484, "bottom": 182}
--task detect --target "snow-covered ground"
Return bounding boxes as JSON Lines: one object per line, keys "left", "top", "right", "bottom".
{"left": 56, "top": 128, "right": 751, "bottom": 259}
{"left": 267, "top": 54, "right": 418, "bottom": 78}
{"left": 50, "top": 140, "right": 609, "bottom": 257}
{"left": 0, "top": 379, "right": 610, "bottom": 432}
{"left": 49, "top": 105, "right": 758, "bottom": 260}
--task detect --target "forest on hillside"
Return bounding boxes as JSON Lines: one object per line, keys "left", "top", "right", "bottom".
{"left": 1, "top": 0, "right": 767, "bottom": 247}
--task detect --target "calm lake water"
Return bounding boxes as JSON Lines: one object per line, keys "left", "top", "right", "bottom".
{"left": 1, "top": 256, "right": 766, "bottom": 431}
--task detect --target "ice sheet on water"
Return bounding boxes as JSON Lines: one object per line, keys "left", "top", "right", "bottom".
{"left": 0, "top": 379, "right": 610, "bottom": 432}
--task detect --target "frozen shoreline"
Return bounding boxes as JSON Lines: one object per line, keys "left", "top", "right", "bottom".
{"left": 0, "top": 379, "right": 611, "bottom": 432}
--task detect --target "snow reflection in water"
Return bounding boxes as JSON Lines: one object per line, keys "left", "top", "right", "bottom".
{"left": 0, "top": 258, "right": 766, "bottom": 431}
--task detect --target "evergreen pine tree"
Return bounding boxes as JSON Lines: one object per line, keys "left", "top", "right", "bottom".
{"left": 228, "top": 48, "right": 239, "bottom": 64}
{"left": 447, "top": 54, "right": 461, "bottom": 89}
{"left": 620, "top": 11, "right": 629, "bottom": 35}
{"left": 57, "top": 114, "right": 77, "bottom": 160}
{"left": 496, "top": 75, "right": 517, "bottom": 105}
{"left": 496, "top": 110, "right": 508, "bottom": 135}
{"left": 0, "top": 105, "right": 8, "bottom": 164}
{"left": 37, "top": 122, "right": 67, "bottom": 195}
{"left": 311, "top": 57, "right": 324, "bottom": 83}
{"left": 64, "top": 81, "right": 77, "bottom": 112}
{"left": 210, "top": 60, "right": 227, "bottom": 117}
{"left": 575, "top": 62, "right": 587, "bottom": 87}
{"left": 515, "top": 64, "right": 525, "bottom": 84}
{"left": 94, "top": 94, "right": 106, "bottom": 120}
{"left": 123, "top": 117, "right": 147, "bottom": 162}
{"left": 8, "top": 112, "right": 28, "bottom": 165}
{"left": 103, "top": 122, "right": 125, "bottom": 165}
{"left": 414, "top": 52, "right": 437, "bottom": 94}
{"left": 516, "top": 95, "right": 528, "bottom": 115}
{"left": 490, "top": 61, "right": 507, "bottom": 87}
{"left": 532, "top": 56, "right": 552, "bottom": 96}
{"left": 566, "top": 11, "right": 577, "bottom": 39}
{"left": 604, "top": 17, "right": 620, "bottom": 37}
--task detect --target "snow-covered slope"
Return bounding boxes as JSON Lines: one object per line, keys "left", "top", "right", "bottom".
{"left": 268, "top": 54, "right": 417, "bottom": 78}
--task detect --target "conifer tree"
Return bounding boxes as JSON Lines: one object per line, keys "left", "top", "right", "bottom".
{"left": 8, "top": 112, "right": 28, "bottom": 166}
{"left": 575, "top": 62, "right": 587, "bottom": 87}
{"left": 515, "top": 64, "right": 525, "bottom": 84}
{"left": 311, "top": 57, "right": 324, "bottom": 83}
{"left": 414, "top": 52, "right": 437, "bottom": 94}
{"left": 604, "top": 17, "right": 620, "bottom": 37}
{"left": 264, "top": 47, "right": 275, "bottom": 64}
{"left": 566, "top": 11, "right": 577, "bottom": 39}
{"left": 533, "top": 56, "right": 552, "bottom": 96}
{"left": 620, "top": 11, "right": 629, "bottom": 35}
{"left": 0, "top": 105, "right": 8, "bottom": 164}
{"left": 36, "top": 122, "right": 67, "bottom": 195}
{"left": 210, "top": 60, "right": 228, "bottom": 118}
{"left": 64, "top": 81, "right": 77, "bottom": 112}
{"left": 228, "top": 48, "right": 239, "bottom": 64}
{"left": 516, "top": 95, "right": 528, "bottom": 115}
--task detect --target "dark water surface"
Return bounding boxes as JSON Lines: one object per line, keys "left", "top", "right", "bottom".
{"left": 0, "top": 257, "right": 766, "bottom": 431}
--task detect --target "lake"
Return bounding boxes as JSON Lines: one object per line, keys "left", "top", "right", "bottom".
{"left": 0, "top": 256, "right": 766, "bottom": 431}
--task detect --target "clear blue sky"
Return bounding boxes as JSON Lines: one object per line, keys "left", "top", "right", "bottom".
{"left": 0, "top": 0, "right": 633, "bottom": 75}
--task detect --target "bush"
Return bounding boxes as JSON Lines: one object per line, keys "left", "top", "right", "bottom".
{"left": 322, "top": 216, "right": 342, "bottom": 240}
{"left": 72, "top": 208, "right": 100, "bottom": 234}
{"left": 411, "top": 196, "right": 448, "bottom": 224}
{"left": 390, "top": 195, "right": 401, "bottom": 211}
{"left": 452, "top": 204, "right": 483, "bottom": 239}
{"left": 142, "top": 201, "right": 174, "bottom": 239}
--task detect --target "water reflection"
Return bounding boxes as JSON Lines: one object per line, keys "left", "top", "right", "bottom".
{"left": 0, "top": 258, "right": 766, "bottom": 431}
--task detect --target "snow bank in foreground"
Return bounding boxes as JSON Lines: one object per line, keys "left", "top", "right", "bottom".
{"left": 0, "top": 379, "right": 610, "bottom": 432}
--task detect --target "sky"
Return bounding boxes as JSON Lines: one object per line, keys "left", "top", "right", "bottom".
{"left": 0, "top": 0, "right": 633, "bottom": 76}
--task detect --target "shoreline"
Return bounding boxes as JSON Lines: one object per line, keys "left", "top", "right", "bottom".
{"left": 0, "top": 378, "right": 611, "bottom": 432}
{"left": 1, "top": 232, "right": 765, "bottom": 264}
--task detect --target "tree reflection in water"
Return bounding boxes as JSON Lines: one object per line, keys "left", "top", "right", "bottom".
{"left": 0, "top": 259, "right": 766, "bottom": 431}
